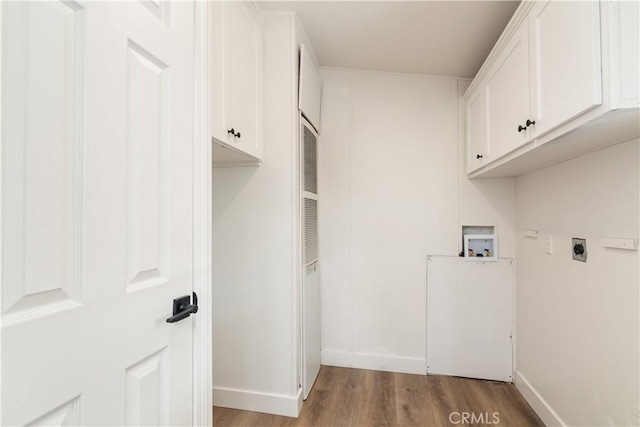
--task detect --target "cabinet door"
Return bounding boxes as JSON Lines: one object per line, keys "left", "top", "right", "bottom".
{"left": 210, "top": 1, "right": 227, "bottom": 144}
{"left": 486, "top": 20, "right": 530, "bottom": 160}
{"left": 225, "top": 2, "right": 262, "bottom": 157}
{"left": 466, "top": 86, "right": 489, "bottom": 174}
{"left": 528, "top": 0, "right": 602, "bottom": 138}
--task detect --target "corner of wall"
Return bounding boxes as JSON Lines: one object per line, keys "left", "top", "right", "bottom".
{"left": 513, "top": 370, "right": 567, "bottom": 427}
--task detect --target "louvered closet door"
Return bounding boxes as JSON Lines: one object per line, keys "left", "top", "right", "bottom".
{"left": 301, "top": 116, "right": 320, "bottom": 399}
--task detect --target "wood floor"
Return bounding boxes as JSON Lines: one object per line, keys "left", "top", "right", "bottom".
{"left": 213, "top": 366, "right": 544, "bottom": 427}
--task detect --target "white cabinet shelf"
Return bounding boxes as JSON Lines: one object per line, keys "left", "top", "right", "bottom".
{"left": 210, "top": 1, "right": 263, "bottom": 167}
{"left": 465, "top": 0, "right": 639, "bottom": 178}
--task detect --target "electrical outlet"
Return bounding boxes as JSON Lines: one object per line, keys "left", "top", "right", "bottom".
{"left": 572, "top": 238, "right": 587, "bottom": 262}
{"left": 545, "top": 235, "right": 553, "bottom": 254}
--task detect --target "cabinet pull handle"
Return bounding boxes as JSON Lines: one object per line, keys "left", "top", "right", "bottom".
{"left": 526, "top": 119, "right": 536, "bottom": 127}
{"left": 518, "top": 125, "right": 526, "bottom": 132}
{"left": 476, "top": 154, "right": 483, "bottom": 159}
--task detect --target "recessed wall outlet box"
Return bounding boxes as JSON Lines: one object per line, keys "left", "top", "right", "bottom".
{"left": 544, "top": 235, "right": 553, "bottom": 254}
{"left": 524, "top": 230, "right": 538, "bottom": 238}
{"left": 600, "top": 237, "right": 639, "bottom": 251}
{"left": 464, "top": 234, "right": 498, "bottom": 261}
{"left": 461, "top": 225, "right": 496, "bottom": 258}
{"left": 572, "top": 238, "right": 587, "bottom": 262}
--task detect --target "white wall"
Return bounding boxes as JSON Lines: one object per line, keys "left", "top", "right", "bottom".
{"left": 318, "top": 69, "right": 516, "bottom": 373}
{"left": 514, "top": 139, "right": 639, "bottom": 427}
{"left": 212, "top": 11, "right": 300, "bottom": 417}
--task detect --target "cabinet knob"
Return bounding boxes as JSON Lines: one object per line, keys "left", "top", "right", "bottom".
{"left": 526, "top": 119, "right": 536, "bottom": 127}
{"left": 228, "top": 128, "right": 236, "bottom": 136}
{"left": 518, "top": 125, "right": 526, "bottom": 132}
{"left": 236, "top": 131, "right": 241, "bottom": 139}
{"left": 476, "top": 154, "right": 483, "bottom": 159}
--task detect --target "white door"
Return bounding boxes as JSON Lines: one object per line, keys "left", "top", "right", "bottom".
{"left": 301, "top": 117, "right": 320, "bottom": 399}
{"left": 485, "top": 19, "right": 530, "bottom": 159}
{"left": 528, "top": 0, "right": 602, "bottom": 138}
{"left": 426, "top": 256, "right": 513, "bottom": 382}
{"left": 1, "top": 2, "right": 196, "bottom": 425}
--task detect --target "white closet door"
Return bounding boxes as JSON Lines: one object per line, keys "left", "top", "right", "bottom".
{"left": 301, "top": 117, "right": 320, "bottom": 399}
{"left": 427, "top": 256, "right": 513, "bottom": 382}
{"left": 1, "top": 2, "right": 195, "bottom": 425}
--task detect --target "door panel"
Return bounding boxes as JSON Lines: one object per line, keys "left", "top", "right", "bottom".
{"left": 486, "top": 20, "right": 530, "bottom": 159}
{"left": 529, "top": 0, "right": 602, "bottom": 138}
{"left": 466, "top": 86, "right": 488, "bottom": 173}
{"left": 125, "top": 347, "right": 169, "bottom": 426}
{"left": 301, "top": 118, "right": 320, "bottom": 399}
{"left": 1, "top": 0, "right": 83, "bottom": 321}
{"left": 125, "top": 40, "right": 170, "bottom": 292}
{"left": 1, "top": 2, "right": 195, "bottom": 425}
{"left": 427, "top": 257, "right": 513, "bottom": 382}
{"left": 225, "top": 2, "right": 261, "bottom": 156}
{"left": 27, "top": 397, "right": 81, "bottom": 427}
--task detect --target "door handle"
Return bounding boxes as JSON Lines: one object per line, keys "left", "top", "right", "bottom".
{"left": 166, "top": 292, "right": 198, "bottom": 323}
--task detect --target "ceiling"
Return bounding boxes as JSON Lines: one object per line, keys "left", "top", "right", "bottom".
{"left": 257, "top": 1, "right": 520, "bottom": 78}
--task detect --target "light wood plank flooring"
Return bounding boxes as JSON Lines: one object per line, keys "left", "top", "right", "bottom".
{"left": 213, "top": 366, "right": 544, "bottom": 426}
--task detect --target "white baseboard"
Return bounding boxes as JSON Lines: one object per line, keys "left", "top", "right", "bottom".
{"left": 514, "top": 369, "right": 566, "bottom": 427}
{"left": 213, "top": 386, "right": 303, "bottom": 418}
{"left": 320, "top": 350, "right": 427, "bottom": 375}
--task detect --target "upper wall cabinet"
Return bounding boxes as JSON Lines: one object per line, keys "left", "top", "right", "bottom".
{"left": 528, "top": 0, "right": 602, "bottom": 139}
{"left": 486, "top": 19, "right": 530, "bottom": 162}
{"left": 467, "top": 19, "right": 530, "bottom": 173}
{"left": 466, "top": 87, "right": 488, "bottom": 170}
{"left": 465, "top": 0, "right": 639, "bottom": 178}
{"left": 210, "top": 2, "right": 263, "bottom": 167}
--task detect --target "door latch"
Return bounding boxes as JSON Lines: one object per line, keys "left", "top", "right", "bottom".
{"left": 166, "top": 292, "right": 199, "bottom": 323}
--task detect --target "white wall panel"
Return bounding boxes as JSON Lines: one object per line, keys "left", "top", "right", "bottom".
{"left": 318, "top": 69, "right": 517, "bottom": 372}
{"left": 515, "top": 139, "right": 639, "bottom": 426}
{"left": 316, "top": 70, "right": 351, "bottom": 353}
{"left": 318, "top": 69, "right": 457, "bottom": 369}
{"left": 349, "top": 71, "right": 458, "bottom": 360}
